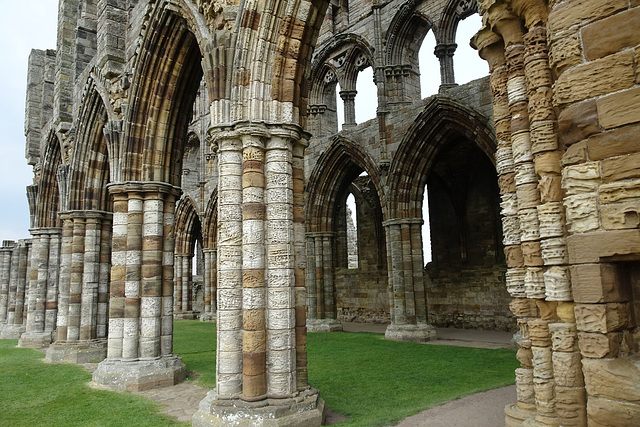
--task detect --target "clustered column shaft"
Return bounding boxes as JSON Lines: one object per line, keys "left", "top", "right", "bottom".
{"left": 93, "top": 182, "right": 185, "bottom": 392}
{"left": 383, "top": 218, "right": 434, "bottom": 342}
{"left": 48, "top": 211, "right": 112, "bottom": 363}
{"left": 19, "top": 228, "right": 61, "bottom": 348}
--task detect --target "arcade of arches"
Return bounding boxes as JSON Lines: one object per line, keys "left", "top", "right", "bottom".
{"left": 1, "top": 0, "right": 639, "bottom": 425}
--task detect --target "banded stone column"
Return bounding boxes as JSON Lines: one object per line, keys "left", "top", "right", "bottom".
{"left": 305, "top": 232, "right": 343, "bottom": 332}
{"left": 0, "top": 240, "right": 15, "bottom": 328}
{"left": 19, "top": 228, "right": 61, "bottom": 348}
{"left": 174, "top": 254, "right": 183, "bottom": 313}
{"left": 383, "top": 218, "right": 435, "bottom": 342}
{"left": 477, "top": 24, "right": 538, "bottom": 425}
{"left": 194, "top": 123, "right": 323, "bottom": 426}
{"left": 47, "top": 211, "right": 112, "bottom": 364}
{"left": 201, "top": 248, "right": 217, "bottom": 321}
{"left": 2, "top": 241, "right": 32, "bottom": 339}
{"left": 92, "top": 182, "right": 186, "bottom": 391}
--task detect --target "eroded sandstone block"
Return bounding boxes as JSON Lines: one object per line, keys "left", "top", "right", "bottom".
{"left": 552, "top": 351, "right": 584, "bottom": 387}
{"left": 574, "top": 303, "right": 632, "bottom": 333}
{"left": 549, "top": 322, "right": 578, "bottom": 352}
{"left": 578, "top": 332, "right": 621, "bottom": 358}
{"left": 582, "top": 357, "right": 640, "bottom": 404}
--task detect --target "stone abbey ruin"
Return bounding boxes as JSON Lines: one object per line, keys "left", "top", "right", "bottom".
{"left": 1, "top": 0, "right": 639, "bottom": 425}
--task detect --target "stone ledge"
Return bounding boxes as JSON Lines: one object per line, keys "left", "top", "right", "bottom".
{"left": 18, "top": 330, "right": 54, "bottom": 348}
{"left": 385, "top": 323, "right": 437, "bottom": 342}
{"left": 192, "top": 387, "right": 324, "bottom": 427}
{"left": 91, "top": 354, "right": 186, "bottom": 392}
{"left": 0, "top": 324, "right": 26, "bottom": 339}
{"left": 306, "top": 319, "right": 343, "bottom": 332}
{"left": 46, "top": 339, "right": 107, "bottom": 364}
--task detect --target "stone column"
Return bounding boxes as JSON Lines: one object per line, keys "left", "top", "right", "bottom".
{"left": 2, "top": 241, "right": 31, "bottom": 339}
{"left": 339, "top": 90, "right": 357, "bottom": 128}
{"left": 200, "top": 248, "right": 217, "bottom": 322}
{"left": 174, "top": 254, "right": 183, "bottom": 314}
{"left": 434, "top": 43, "right": 457, "bottom": 91}
{"left": 383, "top": 218, "right": 436, "bottom": 342}
{"left": 305, "top": 232, "right": 343, "bottom": 332}
{"left": 19, "top": 227, "right": 61, "bottom": 348}
{"left": 46, "top": 211, "right": 112, "bottom": 364}
{"left": 0, "top": 240, "right": 16, "bottom": 329}
{"left": 92, "top": 182, "right": 186, "bottom": 391}
{"left": 193, "top": 123, "right": 323, "bottom": 426}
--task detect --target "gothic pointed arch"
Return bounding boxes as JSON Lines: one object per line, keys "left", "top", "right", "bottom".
{"left": 68, "top": 80, "right": 111, "bottom": 211}
{"left": 387, "top": 96, "right": 495, "bottom": 219}
{"left": 229, "top": 0, "right": 330, "bottom": 125}
{"left": 121, "top": 4, "right": 205, "bottom": 185}
{"left": 385, "top": 0, "right": 439, "bottom": 66}
{"left": 306, "top": 136, "right": 384, "bottom": 233}
{"left": 439, "top": 0, "right": 478, "bottom": 45}
{"left": 175, "top": 195, "right": 202, "bottom": 256}
{"left": 203, "top": 189, "right": 218, "bottom": 250}
{"left": 34, "top": 130, "right": 64, "bottom": 229}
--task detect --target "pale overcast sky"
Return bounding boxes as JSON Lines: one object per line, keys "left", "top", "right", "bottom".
{"left": 0, "top": 1, "right": 58, "bottom": 241}
{"left": 0, "top": 3, "right": 485, "bottom": 246}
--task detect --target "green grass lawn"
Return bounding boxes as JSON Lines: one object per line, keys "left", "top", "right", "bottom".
{"left": 1, "top": 321, "right": 517, "bottom": 426}
{"left": 0, "top": 339, "right": 188, "bottom": 427}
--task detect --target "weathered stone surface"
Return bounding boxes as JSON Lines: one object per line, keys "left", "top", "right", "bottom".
{"left": 578, "top": 331, "right": 621, "bottom": 358}
{"left": 510, "top": 298, "right": 539, "bottom": 317}
{"left": 549, "top": 322, "right": 578, "bottom": 352}
{"left": 547, "top": 0, "right": 627, "bottom": 36}
{"left": 582, "top": 357, "right": 640, "bottom": 404}
{"left": 567, "top": 229, "right": 640, "bottom": 264}
{"left": 555, "top": 385, "right": 587, "bottom": 426}
{"left": 599, "top": 179, "right": 640, "bottom": 204}
{"left": 553, "top": 51, "right": 636, "bottom": 108}
{"left": 529, "top": 319, "right": 552, "bottom": 347}
{"left": 582, "top": 7, "right": 640, "bottom": 61}
{"left": 544, "top": 266, "right": 571, "bottom": 301}
{"left": 564, "top": 193, "right": 599, "bottom": 233}
{"left": 601, "top": 200, "right": 640, "bottom": 230}
{"left": 570, "top": 263, "right": 628, "bottom": 304}
{"left": 552, "top": 351, "right": 584, "bottom": 387}
{"left": 562, "top": 162, "right": 600, "bottom": 195}
{"left": 562, "top": 141, "right": 587, "bottom": 166}
{"left": 602, "top": 152, "right": 640, "bottom": 182}
{"left": 574, "top": 303, "right": 631, "bottom": 333}
{"left": 587, "top": 395, "right": 640, "bottom": 427}
{"left": 548, "top": 32, "right": 582, "bottom": 76}
{"left": 588, "top": 123, "right": 640, "bottom": 161}
{"left": 532, "top": 346, "right": 554, "bottom": 379}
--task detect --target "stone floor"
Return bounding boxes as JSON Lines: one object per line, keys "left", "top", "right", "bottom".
{"left": 104, "top": 324, "right": 515, "bottom": 425}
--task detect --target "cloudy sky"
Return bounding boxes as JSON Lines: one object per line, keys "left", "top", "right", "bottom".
{"left": 0, "top": 3, "right": 485, "bottom": 246}
{"left": 0, "top": 1, "right": 58, "bottom": 241}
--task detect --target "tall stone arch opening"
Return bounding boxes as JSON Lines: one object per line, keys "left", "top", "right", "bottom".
{"left": 306, "top": 137, "right": 387, "bottom": 331}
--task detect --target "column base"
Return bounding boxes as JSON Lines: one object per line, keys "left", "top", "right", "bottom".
{"left": 199, "top": 311, "right": 216, "bottom": 322}
{"left": 46, "top": 339, "right": 107, "bottom": 364}
{"left": 505, "top": 403, "right": 537, "bottom": 427}
{"left": 306, "top": 318, "right": 343, "bottom": 332}
{"left": 192, "top": 387, "right": 325, "bottom": 427}
{"left": 91, "top": 354, "right": 186, "bottom": 392}
{"left": 175, "top": 311, "right": 200, "bottom": 320}
{"left": 0, "top": 324, "right": 26, "bottom": 339}
{"left": 18, "top": 330, "right": 54, "bottom": 348}
{"left": 385, "top": 323, "right": 437, "bottom": 342}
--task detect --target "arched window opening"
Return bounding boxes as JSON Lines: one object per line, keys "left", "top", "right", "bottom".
{"left": 422, "top": 183, "right": 432, "bottom": 264}
{"left": 346, "top": 192, "right": 358, "bottom": 269}
{"left": 454, "top": 14, "right": 487, "bottom": 85}
{"left": 355, "top": 66, "right": 377, "bottom": 124}
{"left": 418, "top": 31, "right": 439, "bottom": 98}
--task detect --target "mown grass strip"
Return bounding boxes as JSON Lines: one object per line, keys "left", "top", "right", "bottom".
{"left": 0, "top": 339, "right": 187, "bottom": 427}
